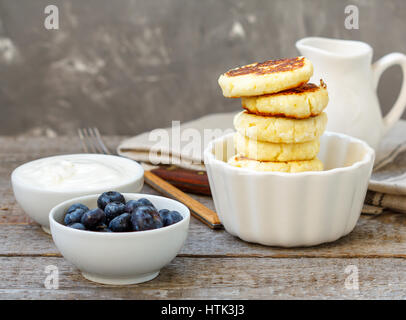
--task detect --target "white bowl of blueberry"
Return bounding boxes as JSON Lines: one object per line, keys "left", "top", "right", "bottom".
{"left": 49, "top": 191, "right": 190, "bottom": 285}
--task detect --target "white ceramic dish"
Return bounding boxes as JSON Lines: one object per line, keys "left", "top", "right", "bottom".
{"left": 11, "top": 154, "right": 144, "bottom": 233}
{"left": 204, "top": 132, "right": 375, "bottom": 247}
{"left": 49, "top": 193, "right": 190, "bottom": 285}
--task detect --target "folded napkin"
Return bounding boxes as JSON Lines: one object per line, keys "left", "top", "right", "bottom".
{"left": 364, "top": 120, "right": 406, "bottom": 214}
{"left": 118, "top": 112, "right": 236, "bottom": 171}
{"left": 118, "top": 113, "right": 406, "bottom": 214}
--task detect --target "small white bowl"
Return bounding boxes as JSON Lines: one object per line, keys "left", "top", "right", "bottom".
{"left": 11, "top": 154, "right": 144, "bottom": 233}
{"left": 49, "top": 193, "right": 190, "bottom": 285}
{"left": 204, "top": 132, "right": 375, "bottom": 247}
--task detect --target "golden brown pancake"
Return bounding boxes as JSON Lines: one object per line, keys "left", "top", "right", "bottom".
{"left": 234, "top": 111, "right": 327, "bottom": 143}
{"left": 228, "top": 155, "right": 324, "bottom": 173}
{"left": 218, "top": 57, "right": 313, "bottom": 97}
{"left": 234, "top": 132, "right": 320, "bottom": 161}
{"left": 241, "top": 80, "right": 329, "bottom": 118}
{"left": 226, "top": 57, "right": 307, "bottom": 77}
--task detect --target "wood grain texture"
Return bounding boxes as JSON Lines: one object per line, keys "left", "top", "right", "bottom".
{"left": 0, "top": 256, "right": 405, "bottom": 299}
{"left": 1, "top": 211, "right": 405, "bottom": 259}
{"left": 1, "top": 136, "right": 405, "bottom": 299}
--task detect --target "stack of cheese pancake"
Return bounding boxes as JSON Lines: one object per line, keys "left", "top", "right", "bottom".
{"left": 218, "top": 57, "right": 328, "bottom": 173}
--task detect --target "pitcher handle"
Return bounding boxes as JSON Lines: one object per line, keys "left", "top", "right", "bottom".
{"left": 372, "top": 52, "right": 406, "bottom": 135}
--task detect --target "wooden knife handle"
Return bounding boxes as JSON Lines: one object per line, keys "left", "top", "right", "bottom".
{"left": 144, "top": 170, "right": 222, "bottom": 229}
{"left": 150, "top": 166, "right": 211, "bottom": 196}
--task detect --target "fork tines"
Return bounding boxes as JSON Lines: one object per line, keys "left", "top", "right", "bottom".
{"left": 78, "top": 128, "right": 112, "bottom": 155}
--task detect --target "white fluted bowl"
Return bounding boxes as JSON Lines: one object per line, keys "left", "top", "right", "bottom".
{"left": 204, "top": 132, "right": 375, "bottom": 247}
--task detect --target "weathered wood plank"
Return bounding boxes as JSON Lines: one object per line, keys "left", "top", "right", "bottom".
{"left": 1, "top": 135, "right": 406, "bottom": 299}
{"left": 1, "top": 211, "right": 405, "bottom": 258}
{"left": 1, "top": 136, "right": 406, "bottom": 258}
{"left": 0, "top": 256, "right": 404, "bottom": 299}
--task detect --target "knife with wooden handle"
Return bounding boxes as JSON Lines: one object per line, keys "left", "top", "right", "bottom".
{"left": 143, "top": 170, "right": 222, "bottom": 229}
{"left": 150, "top": 166, "right": 211, "bottom": 196}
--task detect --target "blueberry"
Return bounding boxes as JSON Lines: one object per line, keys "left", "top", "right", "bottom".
{"left": 100, "top": 228, "right": 113, "bottom": 233}
{"left": 64, "top": 214, "right": 73, "bottom": 225}
{"left": 64, "top": 203, "right": 89, "bottom": 226}
{"left": 81, "top": 208, "right": 106, "bottom": 230}
{"left": 124, "top": 200, "right": 140, "bottom": 213}
{"left": 66, "top": 203, "right": 89, "bottom": 214}
{"left": 109, "top": 213, "right": 132, "bottom": 232}
{"left": 160, "top": 210, "right": 183, "bottom": 226}
{"left": 131, "top": 210, "right": 154, "bottom": 231}
{"left": 125, "top": 198, "right": 154, "bottom": 213}
{"left": 104, "top": 201, "right": 126, "bottom": 221}
{"left": 137, "top": 198, "right": 155, "bottom": 209}
{"left": 131, "top": 206, "right": 163, "bottom": 231}
{"left": 67, "top": 208, "right": 87, "bottom": 224}
{"left": 158, "top": 209, "right": 169, "bottom": 220}
{"left": 97, "top": 191, "right": 125, "bottom": 210}
{"left": 147, "top": 207, "right": 163, "bottom": 228}
{"left": 68, "top": 223, "right": 86, "bottom": 230}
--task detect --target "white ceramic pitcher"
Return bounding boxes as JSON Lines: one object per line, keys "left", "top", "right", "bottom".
{"left": 296, "top": 37, "right": 406, "bottom": 150}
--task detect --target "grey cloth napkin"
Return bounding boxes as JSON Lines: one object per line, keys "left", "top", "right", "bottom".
{"left": 117, "top": 113, "right": 406, "bottom": 214}
{"left": 117, "top": 112, "right": 236, "bottom": 171}
{"left": 364, "top": 120, "right": 406, "bottom": 214}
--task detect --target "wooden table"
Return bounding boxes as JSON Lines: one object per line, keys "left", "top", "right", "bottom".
{"left": 1, "top": 136, "right": 405, "bottom": 299}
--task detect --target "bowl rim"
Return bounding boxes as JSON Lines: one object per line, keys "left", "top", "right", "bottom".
{"left": 204, "top": 131, "right": 375, "bottom": 177}
{"left": 49, "top": 193, "right": 190, "bottom": 237}
{"left": 11, "top": 153, "right": 144, "bottom": 194}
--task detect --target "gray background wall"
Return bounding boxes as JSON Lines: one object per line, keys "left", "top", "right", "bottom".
{"left": 0, "top": 0, "right": 405, "bottom": 136}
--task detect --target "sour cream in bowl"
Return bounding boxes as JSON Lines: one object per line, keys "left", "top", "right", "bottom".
{"left": 11, "top": 154, "right": 144, "bottom": 233}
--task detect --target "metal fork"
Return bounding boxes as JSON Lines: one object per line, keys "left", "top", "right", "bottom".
{"left": 78, "top": 128, "right": 111, "bottom": 155}
{"left": 77, "top": 128, "right": 221, "bottom": 229}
